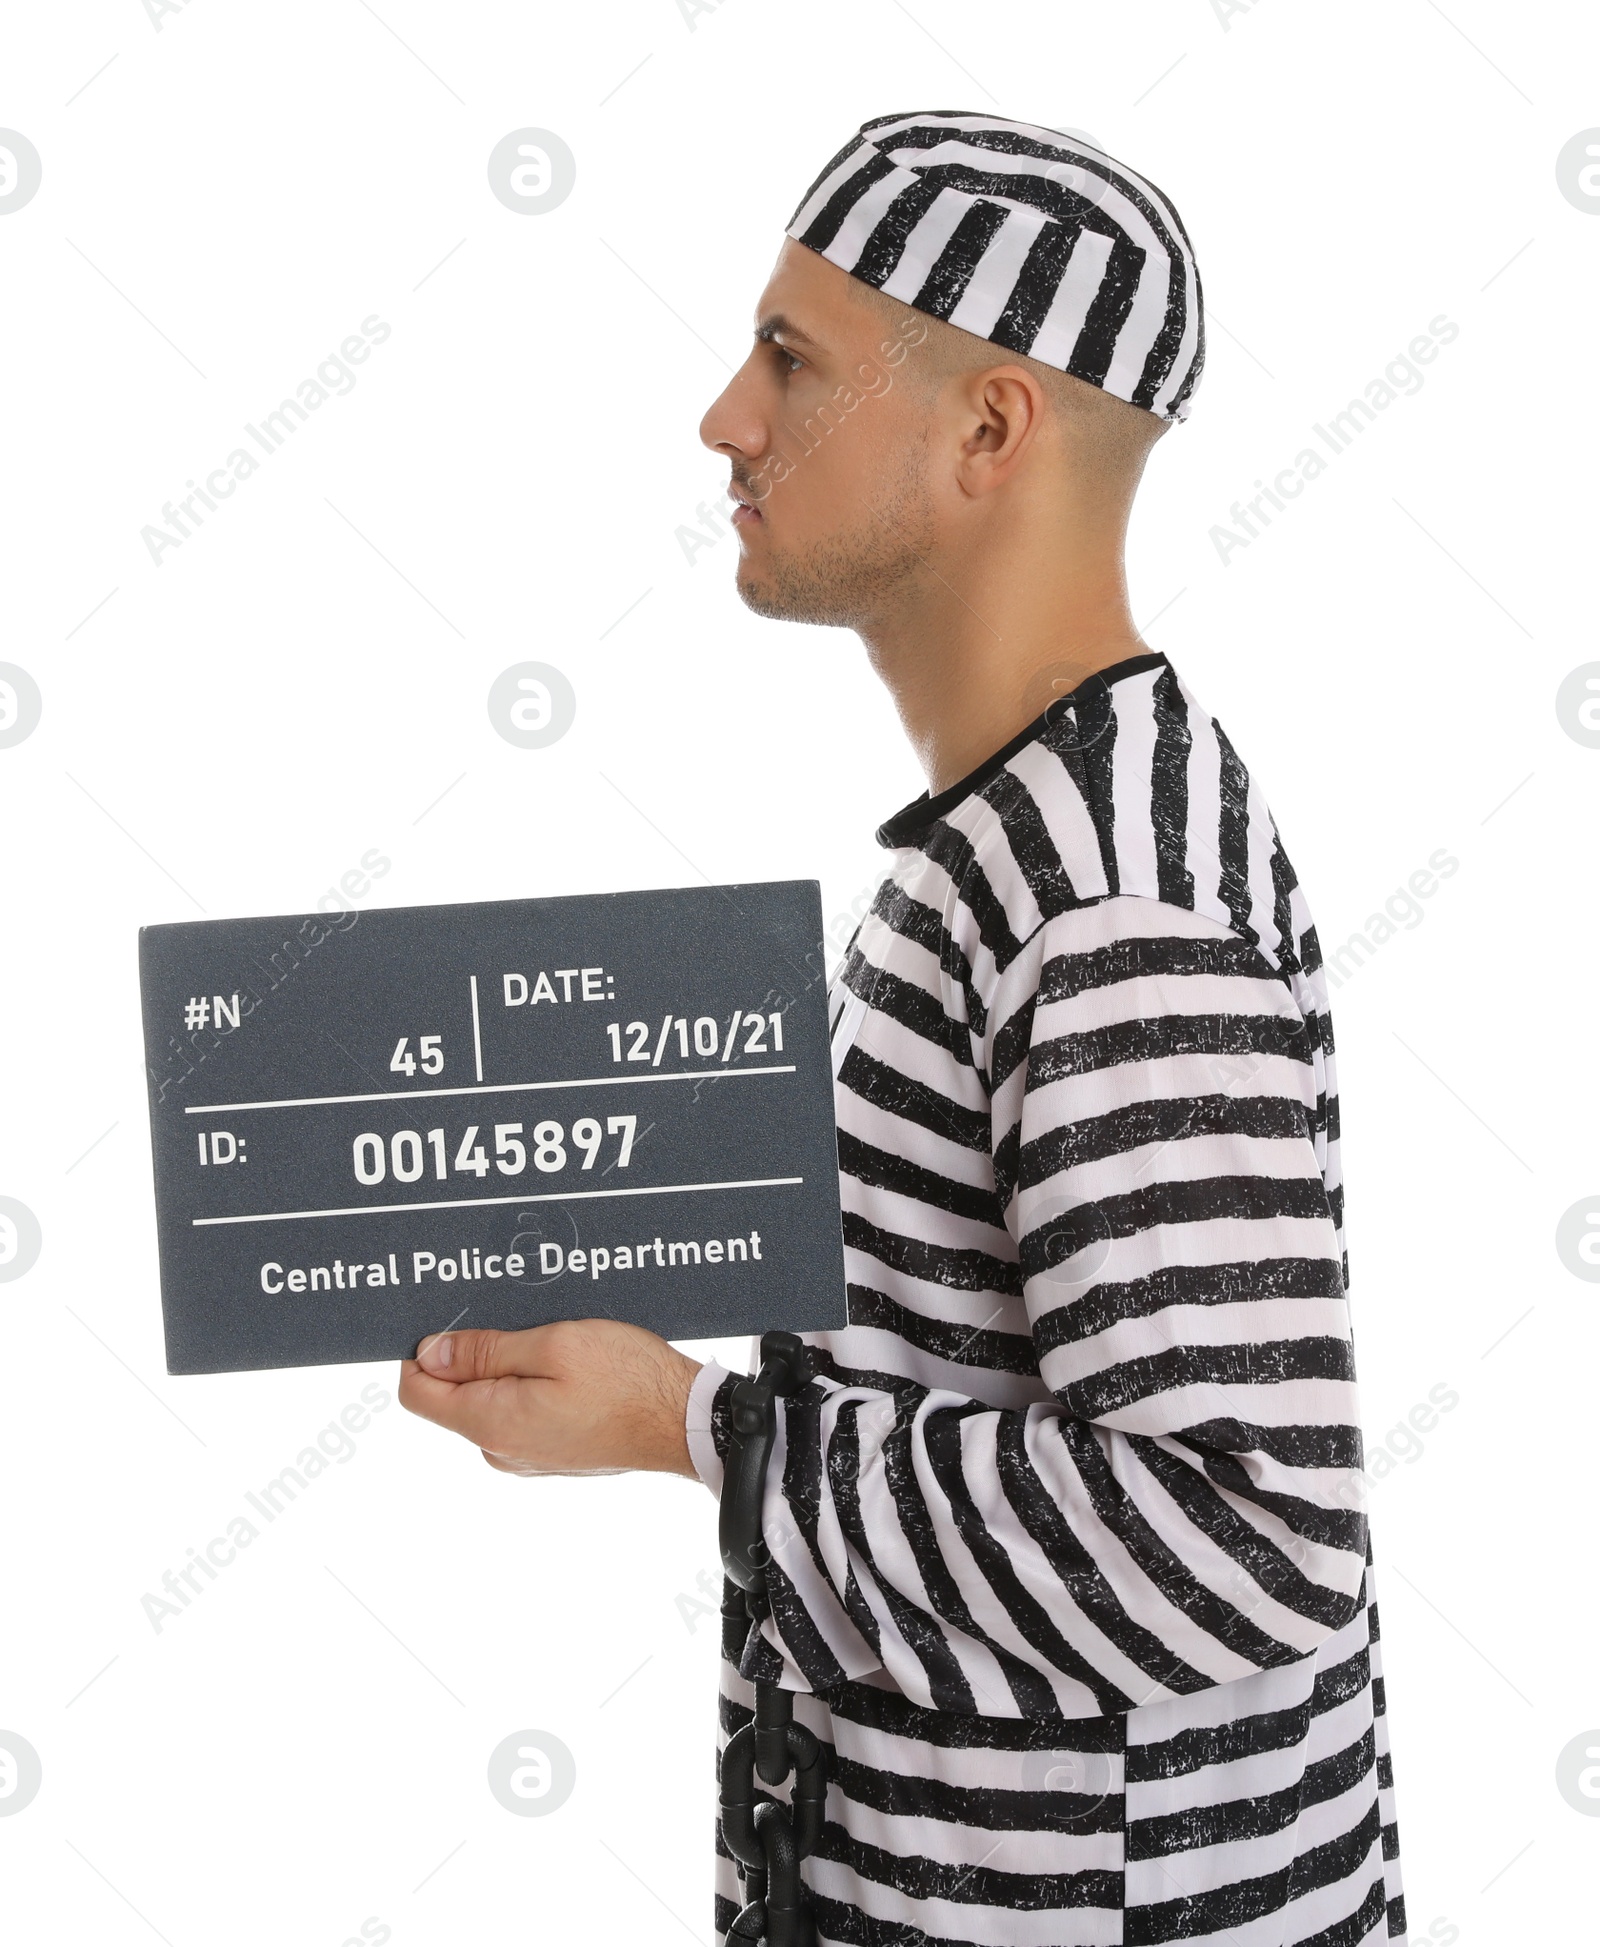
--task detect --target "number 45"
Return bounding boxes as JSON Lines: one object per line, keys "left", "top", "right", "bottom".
{"left": 391, "top": 1035, "right": 443, "bottom": 1077}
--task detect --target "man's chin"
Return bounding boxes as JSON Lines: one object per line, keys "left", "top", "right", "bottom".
{"left": 733, "top": 572, "right": 792, "bottom": 623}
{"left": 734, "top": 558, "right": 845, "bottom": 627}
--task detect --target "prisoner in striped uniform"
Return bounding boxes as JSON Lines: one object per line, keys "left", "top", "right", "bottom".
{"left": 687, "top": 108, "right": 1407, "bottom": 1945}
{"left": 686, "top": 654, "right": 1405, "bottom": 1943}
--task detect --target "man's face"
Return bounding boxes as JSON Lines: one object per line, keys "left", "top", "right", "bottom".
{"left": 698, "top": 239, "right": 940, "bottom": 628}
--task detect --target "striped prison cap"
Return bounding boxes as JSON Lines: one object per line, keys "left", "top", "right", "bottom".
{"left": 784, "top": 110, "right": 1204, "bottom": 422}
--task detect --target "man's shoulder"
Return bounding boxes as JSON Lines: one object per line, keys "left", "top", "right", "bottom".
{"left": 924, "top": 659, "right": 1314, "bottom": 989}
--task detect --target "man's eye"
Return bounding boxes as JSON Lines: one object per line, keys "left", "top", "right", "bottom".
{"left": 774, "top": 346, "right": 803, "bottom": 375}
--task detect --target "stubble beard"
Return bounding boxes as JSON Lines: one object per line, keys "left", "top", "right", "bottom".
{"left": 734, "top": 433, "right": 936, "bottom": 631}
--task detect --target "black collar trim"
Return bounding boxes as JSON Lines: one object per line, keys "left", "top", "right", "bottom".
{"left": 874, "top": 651, "right": 1169, "bottom": 850}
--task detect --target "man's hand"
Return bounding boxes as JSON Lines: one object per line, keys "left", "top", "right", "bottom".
{"left": 397, "top": 1318, "right": 703, "bottom": 1480}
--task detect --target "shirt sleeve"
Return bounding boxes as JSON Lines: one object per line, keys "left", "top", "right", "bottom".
{"left": 699, "top": 894, "right": 1370, "bottom": 1718}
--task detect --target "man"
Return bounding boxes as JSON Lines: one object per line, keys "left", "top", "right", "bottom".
{"left": 401, "top": 111, "right": 1407, "bottom": 1945}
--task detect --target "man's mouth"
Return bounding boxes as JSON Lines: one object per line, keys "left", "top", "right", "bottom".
{"left": 728, "top": 484, "right": 763, "bottom": 525}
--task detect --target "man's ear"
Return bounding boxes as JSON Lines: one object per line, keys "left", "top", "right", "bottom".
{"left": 953, "top": 365, "right": 1048, "bottom": 499}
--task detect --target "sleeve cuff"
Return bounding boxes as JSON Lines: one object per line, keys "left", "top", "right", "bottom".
{"left": 684, "top": 1357, "right": 738, "bottom": 1496}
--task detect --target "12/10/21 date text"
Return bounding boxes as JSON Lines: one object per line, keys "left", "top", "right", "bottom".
{"left": 607, "top": 1011, "right": 784, "bottom": 1065}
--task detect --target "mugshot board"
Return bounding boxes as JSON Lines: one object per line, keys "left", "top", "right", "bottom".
{"left": 137, "top": 881, "right": 847, "bottom": 1374}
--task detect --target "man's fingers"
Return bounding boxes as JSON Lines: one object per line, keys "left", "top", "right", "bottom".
{"left": 415, "top": 1323, "right": 566, "bottom": 1382}
{"left": 396, "top": 1318, "right": 692, "bottom": 1475}
{"left": 398, "top": 1359, "right": 543, "bottom": 1450}
{"left": 396, "top": 1359, "right": 481, "bottom": 1432}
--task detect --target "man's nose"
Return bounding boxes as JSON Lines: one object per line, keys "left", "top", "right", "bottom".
{"left": 699, "top": 365, "right": 763, "bottom": 458}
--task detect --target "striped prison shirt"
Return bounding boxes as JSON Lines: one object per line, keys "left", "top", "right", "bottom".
{"left": 685, "top": 651, "right": 1407, "bottom": 1945}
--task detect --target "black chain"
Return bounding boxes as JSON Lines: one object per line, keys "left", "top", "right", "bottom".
{"left": 718, "top": 1331, "right": 827, "bottom": 1947}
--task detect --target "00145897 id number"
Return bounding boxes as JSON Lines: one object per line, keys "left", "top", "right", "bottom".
{"left": 350, "top": 1116, "right": 636, "bottom": 1187}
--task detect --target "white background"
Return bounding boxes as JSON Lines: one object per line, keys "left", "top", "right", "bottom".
{"left": 1, "top": 1, "right": 1596, "bottom": 1940}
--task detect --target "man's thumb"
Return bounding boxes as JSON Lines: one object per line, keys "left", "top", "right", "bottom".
{"left": 415, "top": 1327, "right": 515, "bottom": 1379}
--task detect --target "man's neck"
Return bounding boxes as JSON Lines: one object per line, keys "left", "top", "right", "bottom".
{"left": 858, "top": 513, "right": 1149, "bottom": 796}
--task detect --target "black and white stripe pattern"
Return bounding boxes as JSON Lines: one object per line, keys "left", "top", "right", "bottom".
{"left": 784, "top": 111, "right": 1205, "bottom": 421}
{"left": 686, "top": 653, "right": 1406, "bottom": 1943}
